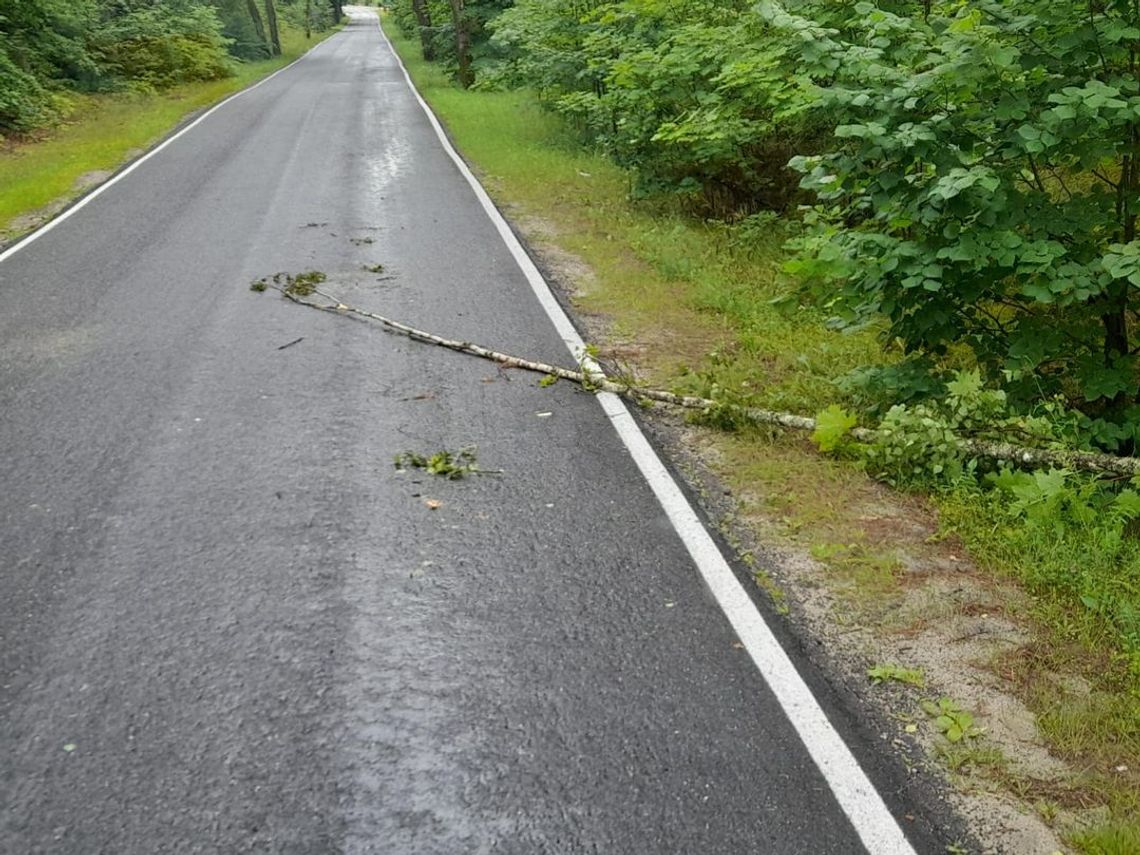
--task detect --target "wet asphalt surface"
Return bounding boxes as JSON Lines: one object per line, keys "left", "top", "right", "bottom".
{"left": 0, "top": 11, "right": 953, "bottom": 854}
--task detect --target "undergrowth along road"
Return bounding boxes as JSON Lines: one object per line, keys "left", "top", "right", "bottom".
{"left": 379, "top": 13, "right": 1140, "bottom": 855}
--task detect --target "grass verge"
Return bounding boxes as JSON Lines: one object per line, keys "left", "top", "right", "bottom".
{"left": 382, "top": 15, "right": 1135, "bottom": 851}
{"left": 0, "top": 23, "right": 337, "bottom": 243}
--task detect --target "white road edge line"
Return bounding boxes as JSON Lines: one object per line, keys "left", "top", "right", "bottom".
{"left": 0, "top": 35, "right": 338, "bottom": 267}
{"left": 368, "top": 9, "right": 919, "bottom": 855}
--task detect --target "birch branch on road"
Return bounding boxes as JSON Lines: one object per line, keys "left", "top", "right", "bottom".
{"left": 274, "top": 285, "right": 1140, "bottom": 478}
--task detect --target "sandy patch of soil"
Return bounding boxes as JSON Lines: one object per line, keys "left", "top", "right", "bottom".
{"left": 511, "top": 211, "right": 598, "bottom": 299}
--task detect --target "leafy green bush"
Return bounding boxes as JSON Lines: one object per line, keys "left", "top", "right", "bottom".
{"left": 0, "top": 0, "right": 259, "bottom": 133}
{"left": 0, "top": 0, "right": 99, "bottom": 85}
{"left": 835, "top": 358, "right": 946, "bottom": 417}
{"left": 91, "top": 2, "right": 233, "bottom": 90}
{"left": 0, "top": 48, "right": 55, "bottom": 132}
{"left": 0, "top": 0, "right": 98, "bottom": 133}
{"left": 769, "top": 0, "right": 1140, "bottom": 431}
{"left": 489, "top": 0, "right": 823, "bottom": 214}
{"left": 480, "top": 0, "right": 591, "bottom": 92}
{"left": 862, "top": 371, "right": 1013, "bottom": 487}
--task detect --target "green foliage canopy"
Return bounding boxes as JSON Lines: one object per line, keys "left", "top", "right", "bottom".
{"left": 487, "top": 0, "right": 824, "bottom": 212}
{"left": 772, "top": 0, "right": 1140, "bottom": 425}
{"left": 0, "top": 0, "right": 98, "bottom": 130}
{"left": 91, "top": 0, "right": 233, "bottom": 90}
{"left": 0, "top": 0, "right": 339, "bottom": 134}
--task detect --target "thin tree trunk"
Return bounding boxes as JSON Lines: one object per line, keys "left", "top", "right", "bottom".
{"left": 446, "top": 0, "right": 473, "bottom": 88}
{"left": 305, "top": 0, "right": 312, "bottom": 39}
{"left": 264, "top": 0, "right": 282, "bottom": 56}
{"left": 245, "top": 0, "right": 269, "bottom": 53}
{"left": 1103, "top": 299, "right": 1129, "bottom": 360}
{"left": 1117, "top": 88, "right": 1140, "bottom": 407}
{"left": 411, "top": 0, "right": 435, "bottom": 60}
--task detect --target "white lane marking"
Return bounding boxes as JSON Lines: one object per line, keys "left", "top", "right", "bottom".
{"left": 0, "top": 34, "right": 341, "bottom": 267}
{"left": 368, "top": 8, "right": 919, "bottom": 854}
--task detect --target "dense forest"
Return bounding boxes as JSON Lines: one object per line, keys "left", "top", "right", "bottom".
{"left": 0, "top": 0, "right": 343, "bottom": 135}
{"left": 392, "top": 0, "right": 1140, "bottom": 453}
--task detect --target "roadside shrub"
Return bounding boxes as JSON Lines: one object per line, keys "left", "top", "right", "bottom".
{"left": 91, "top": 2, "right": 233, "bottom": 89}
{"left": 489, "top": 0, "right": 823, "bottom": 215}
{"left": 0, "top": 0, "right": 98, "bottom": 133}
{"left": 770, "top": 0, "right": 1140, "bottom": 434}
{"left": 859, "top": 369, "right": 1090, "bottom": 489}
{"left": 0, "top": 0, "right": 98, "bottom": 86}
{"left": 835, "top": 358, "right": 946, "bottom": 417}
{"left": 0, "top": 48, "right": 54, "bottom": 132}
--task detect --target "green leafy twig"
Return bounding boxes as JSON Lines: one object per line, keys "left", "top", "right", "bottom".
{"left": 250, "top": 271, "right": 327, "bottom": 297}
{"left": 394, "top": 448, "right": 500, "bottom": 479}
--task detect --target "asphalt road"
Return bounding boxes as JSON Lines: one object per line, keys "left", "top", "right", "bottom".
{"left": 1, "top": 11, "right": 953, "bottom": 854}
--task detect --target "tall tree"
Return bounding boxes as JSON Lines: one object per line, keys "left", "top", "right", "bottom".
{"left": 244, "top": 0, "right": 268, "bottom": 49}
{"left": 446, "top": 0, "right": 472, "bottom": 88}
{"left": 410, "top": 0, "right": 434, "bottom": 60}
{"left": 263, "top": 0, "right": 281, "bottom": 55}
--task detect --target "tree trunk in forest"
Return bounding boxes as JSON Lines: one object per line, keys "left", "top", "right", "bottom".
{"left": 1103, "top": 301, "right": 1129, "bottom": 362}
{"left": 245, "top": 0, "right": 269, "bottom": 53}
{"left": 264, "top": 0, "right": 282, "bottom": 56}
{"left": 446, "top": 0, "right": 473, "bottom": 88}
{"left": 305, "top": 0, "right": 312, "bottom": 39}
{"left": 330, "top": 0, "right": 344, "bottom": 21}
{"left": 1102, "top": 295, "right": 1131, "bottom": 414}
{"left": 410, "top": 0, "right": 435, "bottom": 60}
{"left": 1112, "top": 138, "right": 1138, "bottom": 409}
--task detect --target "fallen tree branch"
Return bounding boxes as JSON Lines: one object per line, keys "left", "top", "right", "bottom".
{"left": 274, "top": 285, "right": 1140, "bottom": 478}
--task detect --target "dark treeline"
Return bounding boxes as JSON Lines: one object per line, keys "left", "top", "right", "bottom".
{"left": 392, "top": 0, "right": 1140, "bottom": 446}
{"left": 390, "top": 0, "right": 512, "bottom": 89}
{"left": 390, "top": 0, "right": 824, "bottom": 214}
{"left": 0, "top": 0, "right": 342, "bottom": 135}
